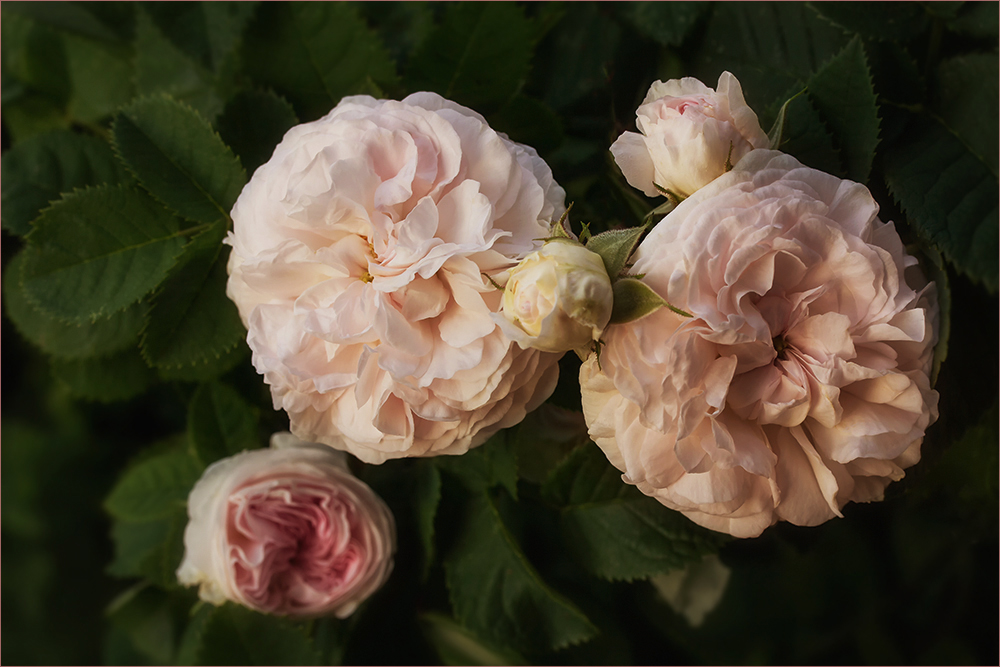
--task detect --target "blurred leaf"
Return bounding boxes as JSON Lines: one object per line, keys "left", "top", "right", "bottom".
{"left": 142, "top": 2, "right": 257, "bottom": 73}
{"left": 187, "top": 381, "right": 260, "bottom": 466}
{"left": 622, "top": 2, "right": 707, "bottom": 47}
{"left": 216, "top": 89, "right": 299, "bottom": 174}
{"left": 536, "top": 3, "right": 619, "bottom": 112}
{"left": 772, "top": 89, "right": 843, "bottom": 176}
{"left": 408, "top": 2, "right": 532, "bottom": 115}
{"left": 807, "top": 2, "right": 928, "bottom": 42}
{"left": 105, "top": 584, "right": 184, "bottom": 665}
{"left": 358, "top": 1, "right": 435, "bottom": 67}
{"left": 2, "top": 13, "right": 71, "bottom": 105}
{"left": 184, "top": 603, "right": 322, "bottom": 666}
{"left": 1, "top": 130, "right": 130, "bottom": 236}
{"left": 107, "top": 509, "right": 188, "bottom": 588}
{"left": 5, "top": 251, "right": 146, "bottom": 359}
{"left": 488, "top": 95, "right": 564, "bottom": 156}
{"left": 946, "top": 1, "right": 999, "bottom": 38}
{"left": 444, "top": 492, "right": 597, "bottom": 653}
{"left": 419, "top": 612, "right": 527, "bottom": 666}
{"left": 435, "top": 431, "right": 519, "bottom": 500}
{"left": 561, "top": 494, "right": 729, "bottom": 582}
{"left": 155, "top": 344, "right": 248, "bottom": 383}
{"left": 1, "top": 96, "right": 70, "bottom": 141}
{"left": 50, "top": 346, "right": 156, "bottom": 403}
{"left": 63, "top": 34, "right": 134, "bottom": 123}
{"left": 105, "top": 446, "right": 203, "bottom": 522}
{"left": 3, "top": 1, "right": 134, "bottom": 42}
{"left": 511, "top": 405, "right": 589, "bottom": 485}
{"left": 884, "top": 115, "right": 999, "bottom": 292}
{"left": 113, "top": 95, "right": 247, "bottom": 224}
{"left": 922, "top": 403, "right": 999, "bottom": 513}
{"left": 542, "top": 441, "right": 630, "bottom": 507}
{"left": 242, "top": 2, "right": 398, "bottom": 121}
{"left": 133, "top": 9, "right": 226, "bottom": 121}
{"left": 20, "top": 185, "right": 187, "bottom": 322}
{"left": 695, "top": 2, "right": 847, "bottom": 111}
{"left": 932, "top": 54, "right": 998, "bottom": 175}
{"left": 413, "top": 461, "right": 442, "bottom": 578}
{"left": 806, "top": 37, "right": 880, "bottom": 182}
{"left": 140, "top": 221, "right": 246, "bottom": 370}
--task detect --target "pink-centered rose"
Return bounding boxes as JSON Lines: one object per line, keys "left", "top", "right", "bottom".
{"left": 226, "top": 93, "right": 565, "bottom": 464}
{"left": 177, "top": 433, "right": 395, "bottom": 618}
{"left": 580, "top": 150, "right": 939, "bottom": 538}
{"left": 611, "top": 72, "right": 769, "bottom": 199}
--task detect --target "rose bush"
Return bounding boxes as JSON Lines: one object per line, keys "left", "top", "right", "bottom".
{"left": 495, "top": 238, "right": 613, "bottom": 355}
{"left": 611, "top": 72, "right": 769, "bottom": 199}
{"left": 177, "top": 433, "right": 395, "bottom": 618}
{"left": 226, "top": 92, "right": 565, "bottom": 464}
{"left": 581, "top": 150, "right": 939, "bottom": 538}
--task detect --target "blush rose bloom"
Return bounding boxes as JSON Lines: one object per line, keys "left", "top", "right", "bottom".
{"left": 611, "top": 72, "right": 769, "bottom": 199}
{"left": 495, "top": 239, "right": 613, "bottom": 355}
{"left": 580, "top": 150, "right": 939, "bottom": 538}
{"left": 177, "top": 433, "right": 395, "bottom": 618}
{"left": 226, "top": 92, "right": 565, "bottom": 464}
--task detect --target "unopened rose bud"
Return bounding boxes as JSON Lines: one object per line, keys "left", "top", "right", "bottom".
{"left": 495, "top": 239, "right": 613, "bottom": 356}
{"left": 611, "top": 72, "right": 768, "bottom": 199}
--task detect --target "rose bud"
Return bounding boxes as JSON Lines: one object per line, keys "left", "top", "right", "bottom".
{"left": 495, "top": 238, "right": 613, "bottom": 356}
{"left": 176, "top": 433, "right": 395, "bottom": 618}
{"left": 611, "top": 72, "right": 769, "bottom": 199}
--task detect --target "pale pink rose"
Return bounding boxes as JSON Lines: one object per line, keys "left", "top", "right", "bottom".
{"left": 611, "top": 72, "right": 769, "bottom": 199}
{"left": 177, "top": 433, "right": 395, "bottom": 618}
{"left": 226, "top": 92, "right": 564, "bottom": 464}
{"left": 580, "top": 150, "right": 939, "bottom": 538}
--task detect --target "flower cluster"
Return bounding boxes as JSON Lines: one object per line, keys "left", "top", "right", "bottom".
{"left": 178, "top": 70, "right": 940, "bottom": 619}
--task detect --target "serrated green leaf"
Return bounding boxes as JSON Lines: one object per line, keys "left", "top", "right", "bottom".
{"left": 4, "top": 250, "right": 145, "bottom": 359}
{"left": 806, "top": 36, "right": 880, "bottom": 182}
{"left": 187, "top": 381, "right": 259, "bottom": 466}
{"left": 107, "top": 513, "right": 179, "bottom": 579}
{"left": 63, "top": 33, "right": 134, "bottom": 123}
{"left": 541, "top": 441, "right": 629, "bottom": 507}
{"left": 414, "top": 460, "right": 442, "bottom": 579}
{"left": 141, "top": 221, "right": 246, "bottom": 369}
{"left": 175, "top": 603, "right": 215, "bottom": 667}
{"left": 561, "top": 497, "right": 727, "bottom": 582}
{"left": 807, "top": 1, "right": 928, "bottom": 42}
{"left": 932, "top": 54, "right": 998, "bottom": 175}
{"left": 435, "top": 431, "right": 519, "bottom": 500}
{"left": 1, "top": 130, "right": 130, "bottom": 236}
{"left": 188, "top": 603, "right": 322, "bottom": 666}
{"left": 586, "top": 225, "right": 646, "bottom": 280}
{"left": 105, "top": 584, "right": 188, "bottom": 665}
{"left": 50, "top": 347, "right": 156, "bottom": 402}
{"left": 155, "top": 344, "right": 248, "bottom": 383}
{"left": 104, "top": 446, "right": 204, "bottom": 522}
{"left": 419, "top": 612, "right": 527, "bottom": 666}
{"left": 143, "top": 2, "right": 257, "bottom": 73}
{"left": 623, "top": 2, "right": 707, "bottom": 47}
{"left": 444, "top": 492, "right": 597, "bottom": 653}
{"left": 20, "top": 185, "right": 187, "bottom": 322}
{"left": 884, "top": 115, "right": 999, "bottom": 292}
{"left": 242, "top": 2, "right": 398, "bottom": 121}
{"left": 772, "top": 89, "right": 843, "bottom": 176}
{"left": 134, "top": 8, "right": 225, "bottom": 121}
{"left": 409, "top": 3, "right": 532, "bottom": 115}
{"left": 113, "top": 95, "right": 246, "bottom": 224}
{"left": 694, "top": 2, "right": 848, "bottom": 111}
{"left": 216, "top": 89, "right": 299, "bottom": 174}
